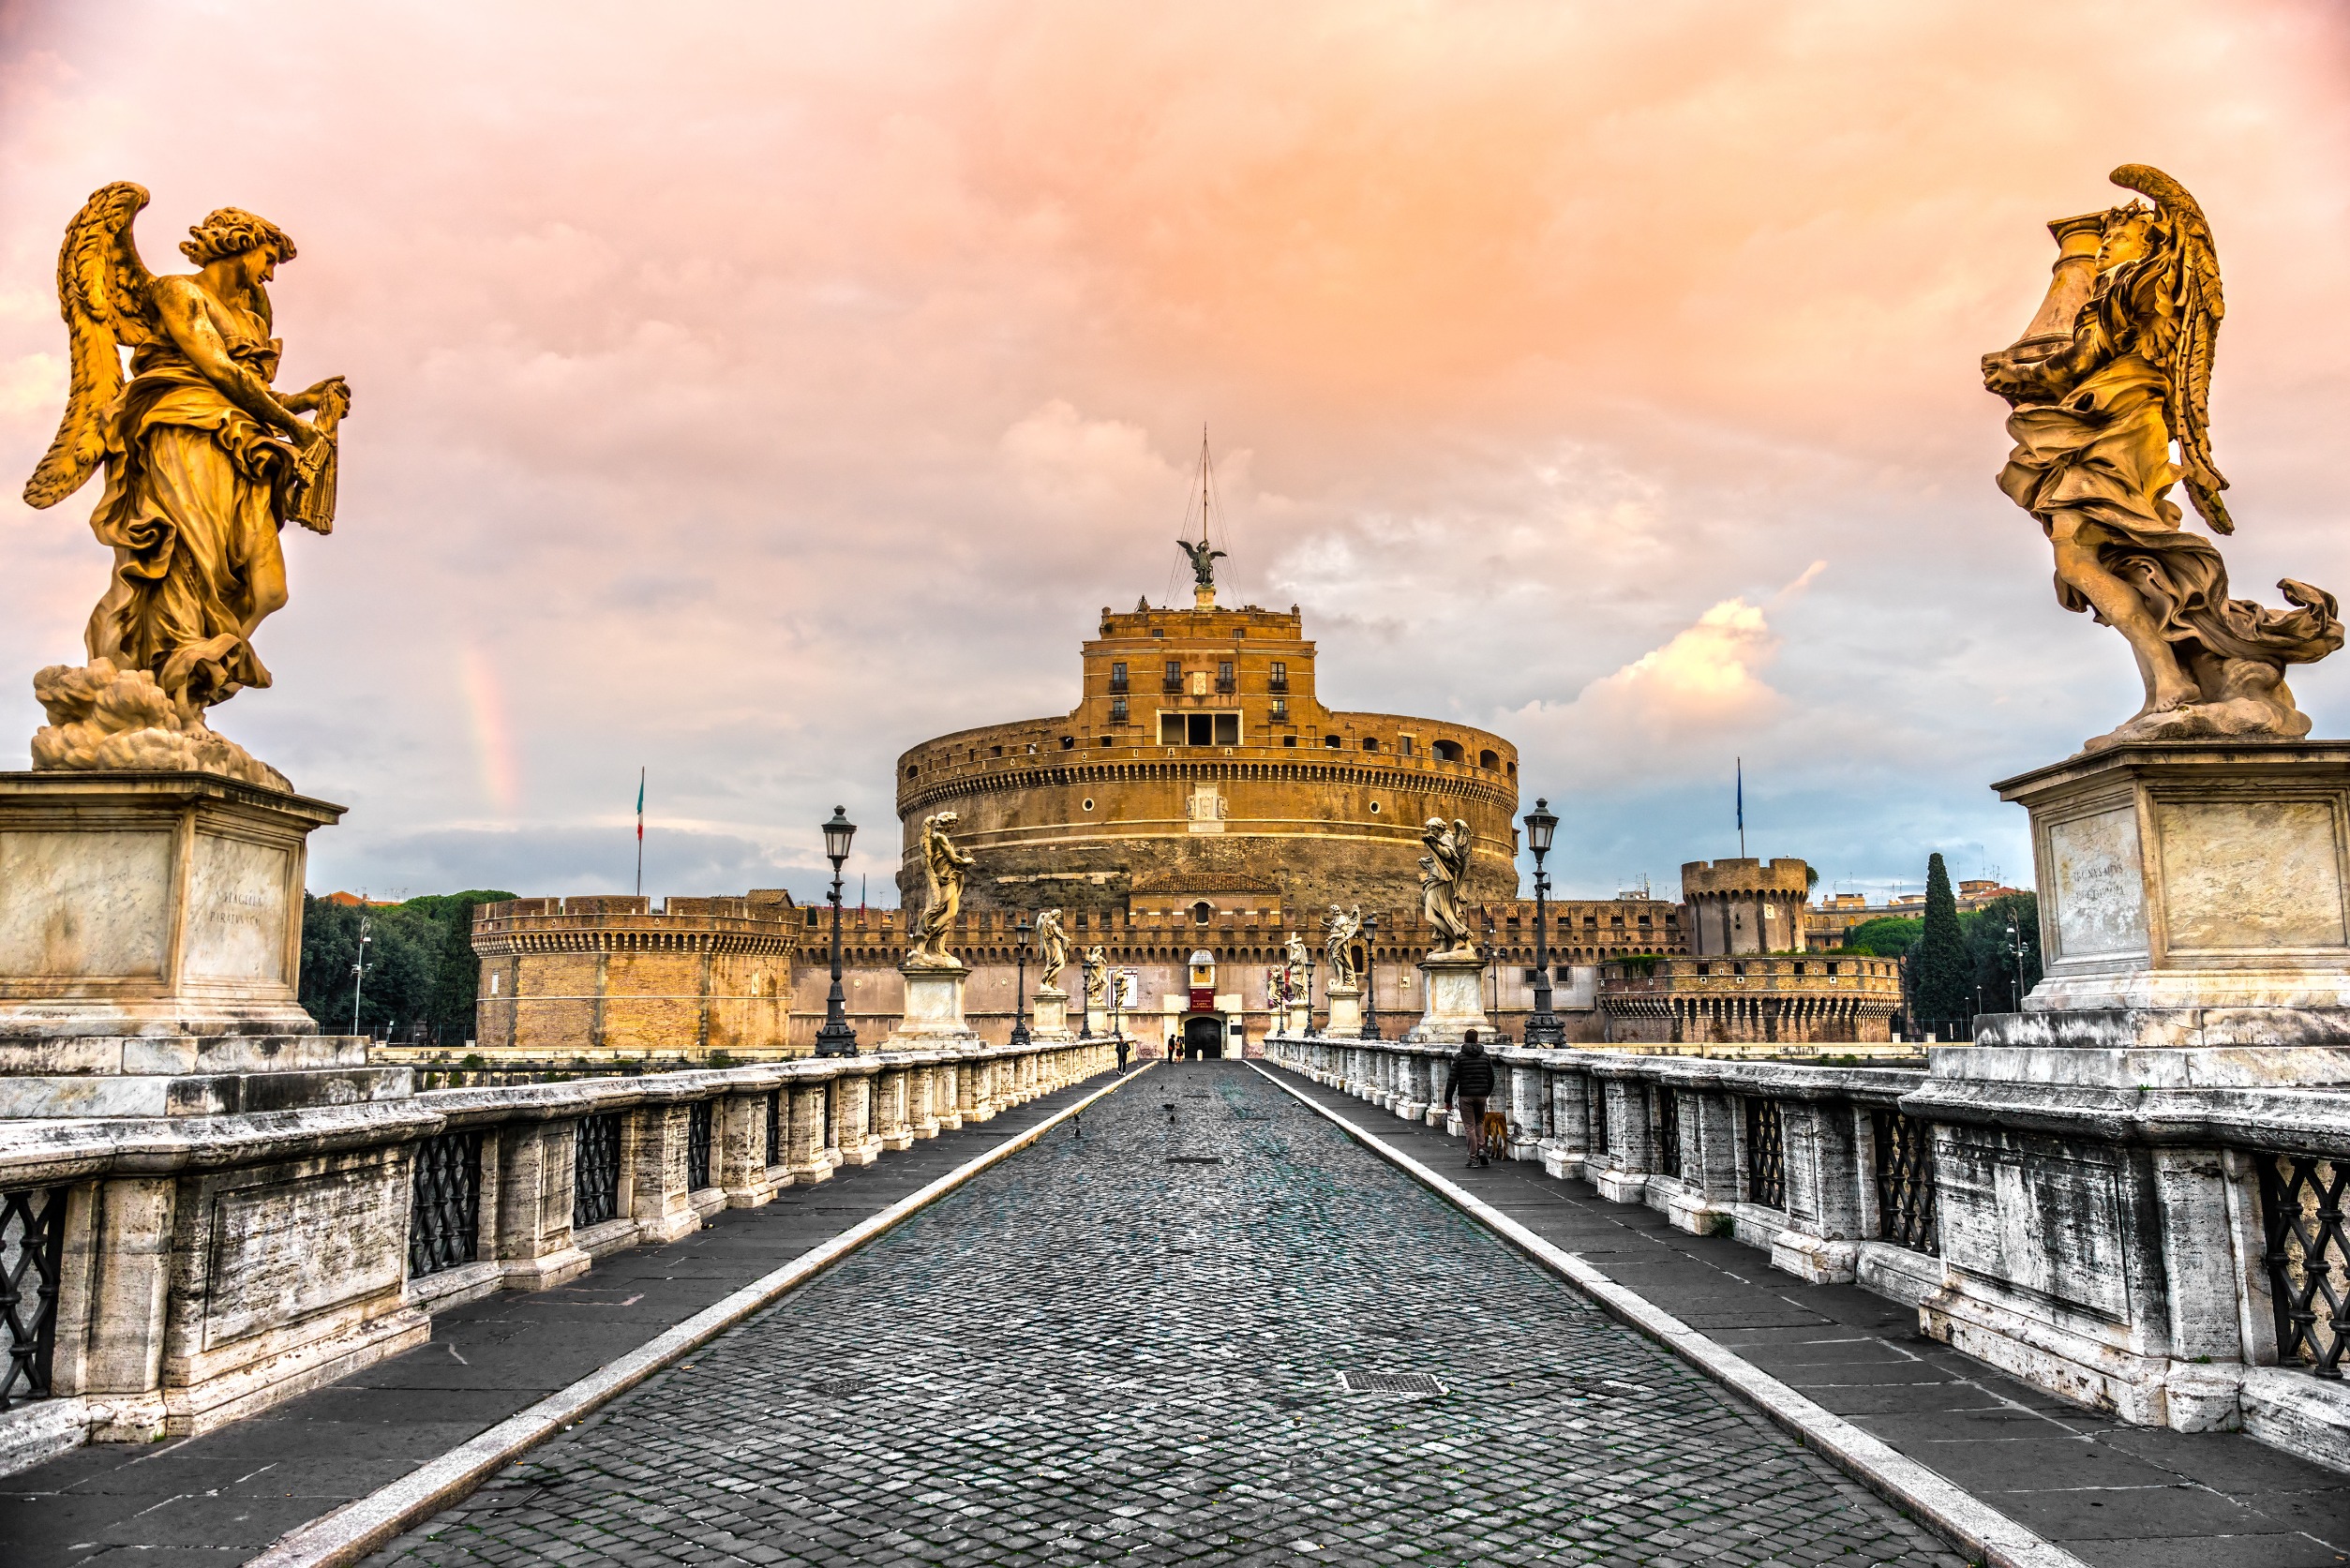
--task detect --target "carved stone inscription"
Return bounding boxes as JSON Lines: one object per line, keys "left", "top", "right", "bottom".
{"left": 1937, "top": 1128, "right": 2131, "bottom": 1322}
{"left": 2157, "top": 798, "right": 2347, "bottom": 951}
{"left": 2046, "top": 805, "right": 2148, "bottom": 962}
{"left": 185, "top": 832, "right": 291, "bottom": 982}
{"left": 0, "top": 828, "right": 171, "bottom": 980}
{"left": 202, "top": 1164, "right": 406, "bottom": 1348}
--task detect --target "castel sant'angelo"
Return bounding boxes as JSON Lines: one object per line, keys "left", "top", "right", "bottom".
{"left": 892, "top": 570, "right": 1520, "bottom": 923}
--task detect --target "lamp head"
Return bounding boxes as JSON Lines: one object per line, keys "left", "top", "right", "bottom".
{"left": 1523, "top": 797, "right": 1558, "bottom": 858}
{"left": 821, "top": 805, "right": 856, "bottom": 866}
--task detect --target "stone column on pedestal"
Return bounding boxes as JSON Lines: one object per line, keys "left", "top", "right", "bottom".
{"left": 883, "top": 960, "right": 980, "bottom": 1049}
{"left": 1401, "top": 951, "right": 1491, "bottom": 1046}
{"left": 1029, "top": 985, "right": 1076, "bottom": 1042}
{"left": 1324, "top": 984, "right": 1363, "bottom": 1038}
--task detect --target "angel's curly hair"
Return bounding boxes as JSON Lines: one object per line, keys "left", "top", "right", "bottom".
{"left": 179, "top": 208, "right": 296, "bottom": 266}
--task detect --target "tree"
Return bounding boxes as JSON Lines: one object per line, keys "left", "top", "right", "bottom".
{"left": 1841, "top": 916, "right": 1921, "bottom": 959}
{"left": 297, "top": 889, "right": 516, "bottom": 1041}
{"left": 1912, "top": 852, "right": 1972, "bottom": 1031}
{"left": 1962, "top": 892, "right": 2043, "bottom": 1011}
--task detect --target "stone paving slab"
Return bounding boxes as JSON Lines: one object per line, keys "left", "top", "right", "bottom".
{"left": 1266, "top": 1063, "right": 2350, "bottom": 1568}
{"left": 358, "top": 1061, "right": 1967, "bottom": 1568}
{"left": 0, "top": 1073, "right": 1117, "bottom": 1568}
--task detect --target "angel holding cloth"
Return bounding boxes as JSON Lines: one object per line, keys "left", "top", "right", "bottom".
{"left": 22, "top": 182, "right": 349, "bottom": 772}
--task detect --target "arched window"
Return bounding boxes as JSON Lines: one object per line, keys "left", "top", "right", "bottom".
{"left": 1478, "top": 749, "right": 1500, "bottom": 769}
{"left": 1432, "top": 739, "right": 1463, "bottom": 763}
{"left": 1192, "top": 901, "right": 1213, "bottom": 925}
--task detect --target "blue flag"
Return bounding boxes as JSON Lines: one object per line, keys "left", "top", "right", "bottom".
{"left": 1735, "top": 756, "right": 1744, "bottom": 833}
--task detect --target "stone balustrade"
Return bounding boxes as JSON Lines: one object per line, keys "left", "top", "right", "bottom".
{"left": 0, "top": 1035, "right": 1117, "bottom": 1473}
{"left": 1265, "top": 1030, "right": 2350, "bottom": 1477}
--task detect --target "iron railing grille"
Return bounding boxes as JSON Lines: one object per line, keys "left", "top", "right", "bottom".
{"left": 407, "top": 1130, "right": 484, "bottom": 1279}
{"left": 0, "top": 1186, "right": 66, "bottom": 1411}
{"left": 1655, "top": 1088, "right": 1683, "bottom": 1179}
{"left": 865, "top": 1079, "right": 878, "bottom": 1136}
{"left": 1745, "top": 1098, "right": 1787, "bottom": 1209}
{"left": 766, "top": 1090, "right": 783, "bottom": 1169}
{"left": 1871, "top": 1110, "right": 1939, "bottom": 1256}
{"left": 1587, "top": 1080, "right": 1609, "bottom": 1155}
{"left": 820, "top": 1083, "right": 835, "bottom": 1152}
{"left": 574, "top": 1113, "right": 622, "bottom": 1230}
{"left": 687, "top": 1101, "right": 714, "bottom": 1190}
{"left": 2259, "top": 1152, "right": 2348, "bottom": 1378}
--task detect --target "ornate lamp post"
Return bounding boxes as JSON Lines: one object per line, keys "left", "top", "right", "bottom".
{"left": 1304, "top": 951, "right": 1317, "bottom": 1036}
{"left": 1483, "top": 909, "right": 1501, "bottom": 1038}
{"left": 814, "top": 806, "right": 859, "bottom": 1057}
{"left": 1524, "top": 798, "right": 1564, "bottom": 1046}
{"left": 1358, "top": 914, "right": 1381, "bottom": 1040}
{"left": 1010, "top": 916, "right": 1033, "bottom": 1047}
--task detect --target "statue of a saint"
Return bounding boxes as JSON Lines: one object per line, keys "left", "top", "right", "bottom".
{"left": 22, "top": 183, "right": 352, "bottom": 789}
{"left": 1178, "top": 537, "right": 1226, "bottom": 589}
{"left": 906, "top": 813, "right": 976, "bottom": 969}
{"left": 1035, "top": 908, "right": 1069, "bottom": 990}
{"left": 1983, "top": 165, "right": 2340, "bottom": 749}
{"left": 1284, "top": 931, "right": 1311, "bottom": 997}
{"left": 1419, "top": 817, "right": 1476, "bottom": 957}
{"left": 1323, "top": 903, "right": 1363, "bottom": 989}
{"left": 1082, "top": 944, "right": 1108, "bottom": 1003}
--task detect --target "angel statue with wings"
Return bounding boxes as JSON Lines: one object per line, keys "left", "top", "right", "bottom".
{"left": 1419, "top": 817, "right": 1477, "bottom": 958}
{"left": 906, "top": 813, "right": 977, "bottom": 969}
{"left": 1983, "top": 165, "right": 2339, "bottom": 750}
{"left": 1179, "top": 537, "right": 1225, "bottom": 589}
{"left": 1323, "top": 904, "right": 1363, "bottom": 990}
{"left": 21, "top": 183, "right": 351, "bottom": 789}
{"left": 1034, "top": 907, "right": 1070, "bottom": 991}
{"left": 1082, "top": 945, "right": 1108, "bottom": 1007}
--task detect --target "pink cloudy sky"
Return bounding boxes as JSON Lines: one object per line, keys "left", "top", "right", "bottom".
{"left": 3, "top": 1, "right": 2347, "bottom": 905}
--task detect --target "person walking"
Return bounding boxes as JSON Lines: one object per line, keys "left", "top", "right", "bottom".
{"left": 1443, "top": 1029, "right": 1498, "bottom": 1167}
{"left": 1115, "top": 1034, "right": 1130, "bottom": 1073}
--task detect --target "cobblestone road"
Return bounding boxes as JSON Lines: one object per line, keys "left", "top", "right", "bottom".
{"left": 364, "top": 1064, "right": 1966, "bottom": 1567}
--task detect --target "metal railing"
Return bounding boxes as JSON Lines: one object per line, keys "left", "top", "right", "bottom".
{"left": 2259, "top": 1151, "right": 2348, "bottom": 1378}
{"left": 0, "top": 1185, "right": 65, "bottom": 1411}
{"left": 766, "top": 1089, "right": 783, "bottom": 1169}
{"left": 1588, "top": 1080, "right": 1609, "bottom": 1155}
{"left": 408, "top": 1130, "right": 484, "bottom": 1279}
{"left": 574, "top": 1113, "right": 623, "bottom": 1230}
{"left": 1655, "top": 1087, "right": 1683, "bottom": 1179}
{"left": 1745, "top": 1097, "right": 1786, "bottom": 1209}
{"left": 1871, "top": 1110, "right": 1938, "bottom": 1256}
{"left": 687, "top": 1100, "right": 714, "bottom": 1190}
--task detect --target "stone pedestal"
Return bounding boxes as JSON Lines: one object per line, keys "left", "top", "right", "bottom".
{"left": 0, "top": 771, "right": 408, "bottom": 1116}
{"left": 883, "top": 961, "right": 979, "bottom": 1047}
{"left": 1401, "top": 951, "right": 1490, "bottom": 1044}
{"left": 1029, "top": 985, "right": 1075, "bottom": 1042}
{"left": 1324, "top": 984, "right": 1363, "bottom": 1038}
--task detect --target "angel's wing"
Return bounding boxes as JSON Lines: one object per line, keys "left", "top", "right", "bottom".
{"left": 22, "top": 182, "right": 158, "bottom": 510}
{"left": 2110, "top": 164, "right": 2231, "bottom": 534}
{"left": 1452, "top": 819, "right": 1474, "bottom": 869}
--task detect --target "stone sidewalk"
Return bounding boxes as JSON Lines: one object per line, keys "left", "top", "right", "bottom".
{"left": 1266, "top": 1061, "right": 2350, "bottom": 1568}
{"left": 358, "top": 1060, "right": 1964, "bottom": 1568}
{"left": 0, "top": 1072, "right": 1117, "bottom": 1568}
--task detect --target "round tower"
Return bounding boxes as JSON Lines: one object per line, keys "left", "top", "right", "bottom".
{"left": 1680, "top": 859, "right": 1811, "bottom": 956}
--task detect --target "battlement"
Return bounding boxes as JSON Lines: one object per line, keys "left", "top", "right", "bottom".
{"left": 1680, "top": 858, "right": 1813, "bottom": 899}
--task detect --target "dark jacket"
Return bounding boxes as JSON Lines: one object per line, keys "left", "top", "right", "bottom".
{"left": 1445, "top": 1047, "right": 1496, "bottom": 1102}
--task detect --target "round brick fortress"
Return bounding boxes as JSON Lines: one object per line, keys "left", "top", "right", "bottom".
{"left": 894, "top": 595, "right": 1520, "bottom": 919}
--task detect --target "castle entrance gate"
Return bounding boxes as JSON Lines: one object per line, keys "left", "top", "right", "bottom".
{"left": 1182, "top": 1014, "right": 1224, "bottom": 1059}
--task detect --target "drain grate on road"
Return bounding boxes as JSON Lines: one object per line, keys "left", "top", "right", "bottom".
{"left": 1338, "top": 1370, "right": 1447, "bottom": 1396}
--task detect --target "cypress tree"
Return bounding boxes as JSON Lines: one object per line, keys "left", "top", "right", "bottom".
{"left": 1912, "top": 852, "right": 1972, "bottom": 1036}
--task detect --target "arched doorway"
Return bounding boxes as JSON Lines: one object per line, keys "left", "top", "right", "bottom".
{"left": 1182, "top": 1014, "right": 1224, "bottom": 1059}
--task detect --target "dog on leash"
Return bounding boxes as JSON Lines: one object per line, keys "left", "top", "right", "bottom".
{"left": 1480, "top": 1110, "right": 1511, "bottom": 1156}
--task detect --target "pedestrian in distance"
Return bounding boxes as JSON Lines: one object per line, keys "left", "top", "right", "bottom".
{"left": 1166, "top": 1032, "right": 1178, "bottom": 1063}
{"left": 1115, "top": 1035, "right": 1130, "bottom": 1073}
{"left": 1444, "top": 1029, "right": 1498, "bottom": 1167}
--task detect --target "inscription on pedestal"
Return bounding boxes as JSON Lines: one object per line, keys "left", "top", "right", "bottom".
{"left": 2047, "top": 806, "right": 2148, "bottom": 962}
{"left": 2157, "top": 799, "right": 2346, "bottom": 951}
{"left": 186, "top": 835, "right": 292, "bottom": 982}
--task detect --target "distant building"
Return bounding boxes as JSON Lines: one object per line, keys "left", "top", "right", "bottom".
{"left": 1803, "top": 878, "right": 2028, "bottom": 950}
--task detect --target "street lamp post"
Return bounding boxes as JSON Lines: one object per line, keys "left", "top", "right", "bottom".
{"left": 1357, "top": 914, "right": 1381, "bottom": 1040}
{"left": 1304, "top": 952, "right": 1316, "bottom": 1037}
{"left": 2006, "top": 919, "right": 2027, "bottom": 1012}
{"left": 349, "top": 913, "right": 372, "bottom": 1037}
{"left": 814, "top": 807, "right": 860, "bottom": 1057}
{"left": 1483, "top": 909, "right": 1501, "bottom": 1038}
{"left": 1523, "top": 798, "right": 1564, "bottom": 1046}
{"left": 1010, "top": 917, "right": 1033, "bottom": 1047}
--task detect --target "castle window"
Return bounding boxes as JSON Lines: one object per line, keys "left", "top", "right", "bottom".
{"left": 1479, "top": 749, "right": 1500, "bottom": 769}
{"left": 1269, "top": 697, "right": 1287, "bottom": 722}
{"left": 1369, "top": 800, "right": 1382, "bottom": 814}
{"left": 1082, "top": 798, "right": 1096, "bottom": 812}
{"left": 805, "top": 908, "right": 819, "bottom": 928}
{"left": 1269, "top": 661, "right": 1288, "bottom": 693}
{"left": 1109, "top": 662, "right": 1128, "bottom": 693}
{"left": 1192, "top": 902, "right": 1213, "bottom": 925}
{"left": 1163, "top": 660, "right": 1183, "bottom": 693}
{"left": 1325, "top": 735, "right": 1341, "bottom": 749}
{"left": 1152, "top": 628, "right": 1164, "bottom": 638}
{"left": 990, "top": 745, "right": 1003, "bottom": 757}
{"left": 1283, "top": 735, "right": 1297, "bottom": 748}
{"left": 489, "top": 972, "right": 500, "bottom": 995}
{"left": 1216, "top": 660, "right": 1235, "bottom": 693}
{"left": 1362, "top": 737, "right": 1379, "bottom": 753}
{"left": 1398, "top": 736, "right": 1414, "bottom": 756}
{"left": 906, "top": 765, "right": 919, "bottom": 779}
{"left": 1432, "top": 739, "right": 1464, "bottom": 763}
{"left": 1099, "top": 735, "right": 1113, "bottom": 747}
{"left": 1110, "top": 696, "right": 1128, "bottom": 724}
{"left": 1060, "top": 736, "right": 1074, "bottom": 749}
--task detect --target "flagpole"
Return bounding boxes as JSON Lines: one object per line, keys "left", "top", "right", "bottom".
{"left": 636, "top": 767, "right": 645, "bottom": 897}
{"left": 1736, "top": 756, "right": 1744, "bottom": 859}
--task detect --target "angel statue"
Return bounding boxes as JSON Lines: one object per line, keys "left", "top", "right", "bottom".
{"left": 1034, "top": 907, "right": 1069, "bottom": 990}
{"left": 1323, "top": 903, "right": 1363, "bottom": 990}
{"left": 1179, "top": 537, "right": 1226, "bottom": 590}
{"left": 906, "top": 813, "right": 977, "bottom": 969}
{"left": 1983, "top": 165, "right": 2340, "bottom": 750}
{"left": 21, "top": 183, "right": 352, "bottom": 790}
{"left": 1419, "top": 817, "right": 1476, "bottom": 957}
{"left": 1082, "top": 944, "right": 1108, "bottom": 1008}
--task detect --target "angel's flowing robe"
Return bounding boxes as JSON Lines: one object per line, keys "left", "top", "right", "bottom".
{"left": 1996, "top": 271, "right": 2337, "bottom": 674}
{"left": 83, "top": 306, "right": 295, "bottom": 705}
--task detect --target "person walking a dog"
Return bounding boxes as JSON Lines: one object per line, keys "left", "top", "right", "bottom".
{"left": 1444, "top": 1030, "right": 1499, "bottom": 1167}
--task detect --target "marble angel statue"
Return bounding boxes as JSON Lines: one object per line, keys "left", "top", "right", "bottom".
{"left": 22, "top": 183, "right": 352, "bottom": 789}
{"left": 1034, "top": 907, "right": 1069, "bottom": 990}
{"left": 1082, "top": 945, "right": 1108, "bottom": 1007}
{"left": 906, "top": 813, "right": 976, "bottom": 968}
{"left": 1419, "top": 817, "right": 1476, "bottom": 957}
{"left": 1983, "top": 164, "right": 2339, "bottom": 749}
{"left": 1323, "top": 904, "right": 1363, "bottom": 990}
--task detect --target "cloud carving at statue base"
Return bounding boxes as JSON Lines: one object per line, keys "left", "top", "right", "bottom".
{"left": 31, "top": 661, "right": 291, "bottom": 792}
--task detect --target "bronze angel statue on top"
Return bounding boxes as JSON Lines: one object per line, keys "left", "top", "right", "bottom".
{"left": 20, "top": 183, "right": 351, "bottom": 789}
{"left": 1983, "top": 164, "right": 2338, "bottom": 750}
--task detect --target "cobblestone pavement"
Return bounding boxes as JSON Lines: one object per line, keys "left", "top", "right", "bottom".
{"left": 363, "top": 1062, "right": 1967, "bottom": 1567}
